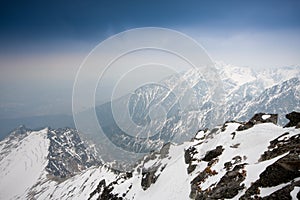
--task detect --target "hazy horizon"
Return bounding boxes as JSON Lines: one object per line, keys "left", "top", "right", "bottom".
{"left": 1, "top": 0, "right": 300, "bottom": 119}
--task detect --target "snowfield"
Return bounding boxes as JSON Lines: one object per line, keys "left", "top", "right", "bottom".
{"left": 80, "top": 118, "right": 300, "bottom": 199}
{"left": 0, "top": 114, "right": 299, "bottom": 199}
{"left": 0, "top": 129, "right": 49, "bottom": 200}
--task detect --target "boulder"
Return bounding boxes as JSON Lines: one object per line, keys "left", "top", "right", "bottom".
{"left": 284, "top": 111, "right": 300, "bottom": 128}
{"left": 202, "top": 146, "right": 224, "bottom": 162}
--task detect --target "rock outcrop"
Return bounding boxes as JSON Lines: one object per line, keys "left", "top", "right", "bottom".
{"left": 284, "top": 111, "right": 300, "bottom": 128}
{"left": 237, "top": 113, "right": 278, "bottom": 131}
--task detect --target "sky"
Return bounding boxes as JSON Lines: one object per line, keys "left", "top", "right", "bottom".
{"left": 1, "top": 0, "right": 300, "bottom": 118}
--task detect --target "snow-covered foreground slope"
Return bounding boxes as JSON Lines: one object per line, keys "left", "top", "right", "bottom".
{"left": 31, "top": 166, "right": 117, "bottom": 200}
{"left": 104, "top": 143, "right": 192, "bottom": 200}
{"left": 0, "top": 112, "right": 299, "bottom": 199}
{"left": 0, "top": 129, "right": 49, "bottom": 200}
{"left": 76, "top": 112, "right": 300, "bottom": 200}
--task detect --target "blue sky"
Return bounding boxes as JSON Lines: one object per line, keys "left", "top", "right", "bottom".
{"left": 1, "top": 0, "right": 300, "bottom": 40}
{"left": 1, "top": 0, "right": 300, "bottom": 61}
{"left": 1, "top": 0, "right": 300, "bottom": 67}
{"left": 1, "top": 0, "right": 300, "bottom": 118}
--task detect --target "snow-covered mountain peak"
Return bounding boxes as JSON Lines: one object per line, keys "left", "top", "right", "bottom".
{"left": 0, "top": 129, "right": 49, "bottom": 200}
{"left": 0, "top": 127, "right": 101, "bottom": 200}
{"left": 216, "top": 61, "right": 257, "bottom": 87}
{"left": 216, "top": 61, "right": 300, "bottom": 89}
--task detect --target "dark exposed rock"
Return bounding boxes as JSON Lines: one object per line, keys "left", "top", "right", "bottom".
{"left": 185, "top": 146, "right": 198, "bottom": 174}
{"left": 190, "top": 184, "right": 199, "bottom": 199}
{"left": 141, "top": 168, "right": 158, "bottom": 190}
{"left": 138, "top": 143, "right": 172, "bottom": 190}
{"left": 232, "top": 156, "right": 242, "bottom": 164}
{"left": 89, "top": 180, "right": 102, "bottom": 199}
{"left": 237, "top": 113, "right": 278, "bottom": 131}
{"left": 208, "top": 164, "right": 246, "bottom": 199}
{"left": 89, "top": 168, "right": 135, "bottom": 200}
{"left": 185, "top": 146, "right": 197, "bottom": 164}
{"left": 259, "top": 161, "right": 299, "bottom": 187}
{"left": 99, "top": 182, "right": 122, "bottom": 200}
{"left": 125, "top": 172, "right": 133, "bottom": 179}
{"left": 231, "top": 131, "right": 236, "bottom": 139}
{"left": 277, "top": 152, "right": 300, "bottom": 172}
{"left": 202, "top": 146, "right": 224, "bottom": 162}
{"left": 262, "top": 180, "right": 300, "bottom": 200}
{"left": 224, "top": 161, "right": 233, "bottom": 171}
{"left": 160, "top": 143, "right": 171, "bottom": 158}
{"left": 46, "top": 128, "right": 101, "bottom": 179}
{"left": 221, "top": 123, "right": 228, "bottom": 132}
{"left": 237, "top": 121, "right": 255, "bottom": 131}
{"left": 187, "top": 164, "right": 197, "bottom": 174}
{"left": 230, "top": 143, "right": 240, "bottom": 148}
{"left": 190, "top": 170, "right": 209, "bottom": 199}
{"left": 241, "top": 152, "right": 300, "bottom": 199}
{"left": 207, "top": 158, "right": 219, "bottom": 167}
{"left": 190, "top": 165, "right": 220, "bottom": 198}
{"left": 284, "top": 111, "right": 300, "bottom": 128}
{"left": 192, "top": 164, "right": 246, "bottom": 199}
{"left": 143, "top": 153, "right": 158, "bottom": 165}
{"left": 88, "top": 179, "right": 106, "bottom": 200}
{"left": 260, "top": 132, "right": 300, "bottom": 162}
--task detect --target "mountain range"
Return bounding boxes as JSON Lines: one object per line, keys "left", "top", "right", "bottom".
{"left": 0, "top": 64, "right": 300, "bottom": 199}
{"left": 83, "top": 64, "right": 300, "bottom": 167}
{"left": 0, "top": 112, "right": 299, "bottom": 199}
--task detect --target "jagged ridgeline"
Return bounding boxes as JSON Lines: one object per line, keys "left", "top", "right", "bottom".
{"left": 77, "top": 66, "right": 300, "bottom": 169}
{"left": 0, "top": 112, "right": 299, "bottom": 199}
{"left": 86, "top": 112, "right": 300, "bottom": 200}
{"left": 0, "top": 65, "right": 300, "bottom": 199}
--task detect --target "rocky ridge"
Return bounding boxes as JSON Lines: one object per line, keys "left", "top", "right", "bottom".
{"left": 62, "top": 111, "right": 300, "bottom": 200}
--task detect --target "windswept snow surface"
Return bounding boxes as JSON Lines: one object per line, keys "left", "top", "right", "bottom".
{"left": 0, "top": 129, "right": 49, "bottom": 200}
{"left": 84, "top": 121, "right": 299, "bottom": 199}
{"left": 0, "top": 127, "right": 112, "bottom": 200}
{"left": 0, "top": 118, "right": 299, "bottom": 199}
{"left": 32, "top": 166, "right": 117, "bottom": 200}
{"left": 114, "top": 143, "right": 192, "bottom": 200}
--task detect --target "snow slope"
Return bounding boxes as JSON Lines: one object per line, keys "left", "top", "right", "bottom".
{"left": 31, "top": 166, "right": 117, "bottom": 200}
{"left": 85, "top": 113, "right": 300, "bottom": 199}
{"left": 0, "top": 112, "right": 299, "bottom": 199}
{"left": 111, "top": 143, "right": 192, "bottom": 200}
{"left": 0, "top": 128, "right": 49, "bottom": 200}
{"left": 0, "top": 126, "right": 103, "bottom": 200}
